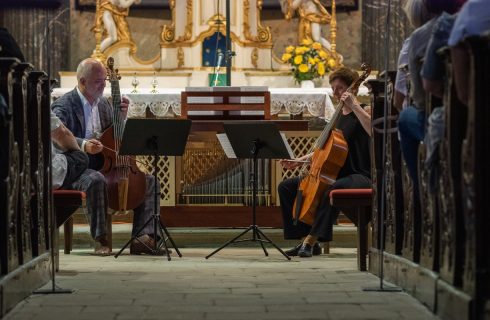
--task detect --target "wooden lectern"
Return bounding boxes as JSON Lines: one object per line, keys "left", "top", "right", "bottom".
{"left": 180, "top": 87, "right": 271, "bottom": 120}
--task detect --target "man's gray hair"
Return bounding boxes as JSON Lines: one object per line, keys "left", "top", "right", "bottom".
{"left": 76, "top": 58, "right": 104, "bottom": 82}
{"left": 403, "top": 0, "right": 433, "bottom": 29}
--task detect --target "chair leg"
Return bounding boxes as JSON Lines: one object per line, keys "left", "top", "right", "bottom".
{"left": 55, "top": 226, "right": 60, "bottom": 272}
{"left": 357, "top": 206, "right": 368, "bottom": 271}
{"left": 323, "top": 242, "right": 330, "bottom": 254}
{"left": 64, "top": 216, "right": 73, "bottom": 254}
{"left": 106, "top": 214, "right": 112, "bottom": 251}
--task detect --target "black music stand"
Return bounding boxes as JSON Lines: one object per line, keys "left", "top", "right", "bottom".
{"left": 206, "top": 121, "right": 292, "bottom": 260}
{"left": 114, "top": 118, "right": 191, "bottom": 261}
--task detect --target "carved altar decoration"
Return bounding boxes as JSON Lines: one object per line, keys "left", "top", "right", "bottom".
{"left": 160, "top": 0, "right": 275, "bottom": 70}
{"left": 88, "top": 0, "right": 343, "bottom": 87}
{"left": 92, "top": 0, "right": 141, "bottom": 62}
{"left": 92, "top": 1, "right": 278, "bottom": 72}
{"left": 281, "top": 0, "right": 342, "bottom": 66}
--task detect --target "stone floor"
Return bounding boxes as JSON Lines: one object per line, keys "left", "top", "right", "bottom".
{"left": 4, "top": 246, "right": 438, "bottom": 320}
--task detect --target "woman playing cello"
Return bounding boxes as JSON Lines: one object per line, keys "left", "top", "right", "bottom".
{"left": 278, "top": 67, "right": 372, "bottom": 257}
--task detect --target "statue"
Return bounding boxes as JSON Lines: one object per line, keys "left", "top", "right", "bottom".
{"left": 281, "top": 0, "right": 332, "bottom": 51}
{"left": 96, "top": 0, "right": 141, "bottom": 52}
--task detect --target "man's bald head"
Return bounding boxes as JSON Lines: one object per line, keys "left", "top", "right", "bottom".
{"left": 76, "top": 58, "right": 106, "bottom": 83}
{"left": 76, "top": 58, "right": 107, "bottom": 104}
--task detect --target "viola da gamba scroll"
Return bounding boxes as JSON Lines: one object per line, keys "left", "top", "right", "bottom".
{"left": 99, "top": 57, "right": 147, "bottom": 214}
{"left": 292, "top": 63, "right": 372, "bottom": 225}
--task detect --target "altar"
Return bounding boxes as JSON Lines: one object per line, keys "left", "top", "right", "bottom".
{"left": 52, "top": 86, "right": 370, "bottom": 121}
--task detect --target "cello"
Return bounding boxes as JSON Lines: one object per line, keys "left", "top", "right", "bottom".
{"left": 293, "top": 63, "right": 371, "bottom": 225}
{"left": 99, "top": 57, "right": 147, "bottom": 214}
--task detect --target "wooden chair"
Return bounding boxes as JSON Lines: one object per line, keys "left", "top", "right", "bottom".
{"left": 52, "top": 190, "right": 85, "bottom": 269}
{"left": 328, "top": 188, "right": 373, "bottom": 271}
{"left": 58, "top": 192, "right": 113, "bottom": 254}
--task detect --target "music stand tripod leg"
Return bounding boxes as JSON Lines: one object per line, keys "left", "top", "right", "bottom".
{"left": 248, "top": 156, "right": 268, "bottom": 257}
{"left": 206, "top": 145, "right": 290, "bottom": 260}
{"left": 150, "top": 163, "right": 172, "bottom": 261}
{"left": 114, "top": 193, "right": 178, "bottom": 260}
{"left": 114, "top": 160, "right": 163, "bottom": 259}
{"left": 210, "top": 122, "right": 293, "bottom": 260}
{"left": 255, "top": 227, "right": 291, "bottom": 260}
{"left": 250, "top": 143, "right": 288, "bottom": 259}
{"left": 205, "top": 225, "right": 254, "bottom": 259}
{"left": 114, "top": 166, "right": 180, "bottom": 260}
{"left": 114, "top": 208, "right": 155, "bottom": 258}
{"left": 158, "top": 222, "right": 182, "bottom": 257}
{"left": 155, "top": 219, "right": 171, "bottom": 261}
{"left": 254, "top": 227, "right": 269, "bottom": 256}
{"left": 115, "top": 118, "right": 191, "bottom": 260}
{"left": 151, "top": 153, "right": 182, "bottom": 260}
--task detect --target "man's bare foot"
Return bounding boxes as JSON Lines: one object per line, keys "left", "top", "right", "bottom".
{"left": 94, "top": 246, "right": 111, "bottom": 256}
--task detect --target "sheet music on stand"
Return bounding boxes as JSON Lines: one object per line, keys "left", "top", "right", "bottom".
{"left": 216, "top": 132, "right": 295, "bottom": 159}
{"left": 280, "top": 133, "right": 296, "bottom": 159}
{"left": 216, "top": 133, "right": 237, "bottom": 158}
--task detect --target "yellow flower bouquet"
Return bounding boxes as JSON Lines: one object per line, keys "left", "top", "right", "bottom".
{"left": 281, "top": 39, "right": 337, "bottom": 84}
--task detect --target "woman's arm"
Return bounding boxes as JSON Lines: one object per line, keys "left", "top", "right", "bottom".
{"left": 340, "top": 92, "right": 372, "bottom": 136}
{"left": 280, "top": 152, "right": 313, "bottom": 170}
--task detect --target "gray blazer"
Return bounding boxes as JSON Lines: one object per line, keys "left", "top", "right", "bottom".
{"left": 51, "top": 88, "right": 113, "bottom": 147}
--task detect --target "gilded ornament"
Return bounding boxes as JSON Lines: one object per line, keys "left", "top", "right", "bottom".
{"left": 243, "top": 0, "right": 272, "bottom": 45}
{"left": 280, "top": 0, "right": 342, "bottom": 65}
{"left": 177, "top": 47, "right": 185, "bottom": 68}
{"left": 92, "top": 0, "right": 138, "bottom": 52}
{"left": 161, "top": 0, "right": 193, "bottom": 45}
{"left": 251, "top": 48, "right": 259, "bottom": 68}
{"left": 161, "top": 26, "right": 175, "bottom": 42}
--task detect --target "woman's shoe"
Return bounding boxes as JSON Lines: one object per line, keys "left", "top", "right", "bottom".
{"left": 285, "top": 242, "right": 303, "bottom": 256}
{"left": 298, "top": 243, "right": 313, "bottom": 257}
{"left": 285, "top": 242, "right": 322, "bottom": 256}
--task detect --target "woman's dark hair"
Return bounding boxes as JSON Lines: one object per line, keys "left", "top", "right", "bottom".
{"left": 329, "top": 67, "right": 359, "bottom": 87}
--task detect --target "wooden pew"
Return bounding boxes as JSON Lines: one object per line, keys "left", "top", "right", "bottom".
{"left": 382, "top": 71, "right": 405, "bottom": 255}
{"left": 0, "top": 58, "right": 21, "bottom": 274}
{"left": 0, "top": 77, "right": 6, "bottom": 277}
{"left": 423, "top": 47, "right": 472, "bottom": 320}
{"left": 0, "top": 57, "right": 52, "bottom": 318}
{"left": 367, "top": 33, "right": 490, "bottom": 320}
{"left": 436, "top": 48, "right": 467, "bottom": 287}
{"left": 401, "top": 155, "right": 420, "bottom": 262}
{"left": 366, "top": 74, "right": 405, "bottom": 256}
{"left": 11, "top": 62, "right": 34, "bottom": 265}
{"left": 41, "top": 79, "right": 56, "bottom": 253}
{"left": 417, "top": 93, "right": 441, "bottom": 272}
{"left": 393, "top": 63, "right": 419, "bottom": 263}
{"left": 460, "top": 34, "right": 490, "bottom": 319}
{"left": 365, "top": 78, "right": 384, "bottom": 251}
{"left": 27, "top": 71, "right": 49, "bottom": 258}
